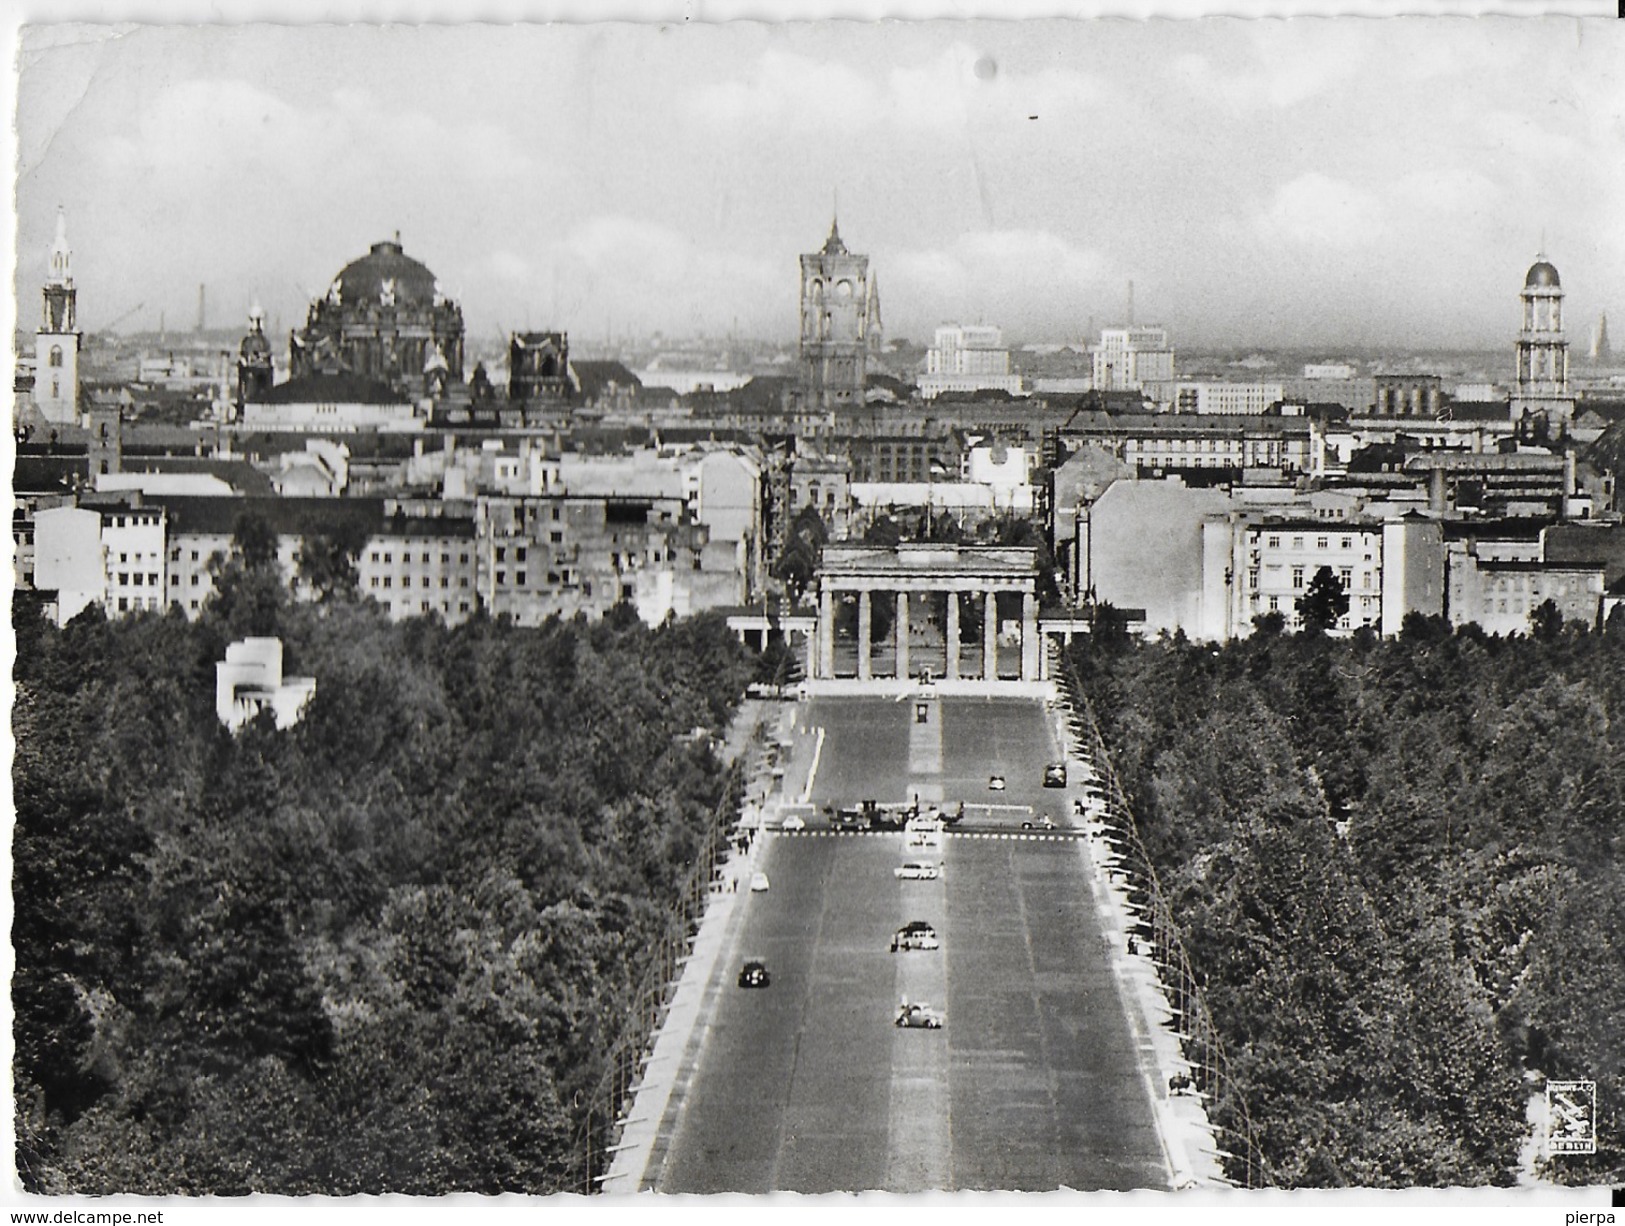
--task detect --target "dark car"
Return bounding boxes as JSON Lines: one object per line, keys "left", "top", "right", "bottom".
{"left": 737, "top": 960, "right": 771, "bottom": 989}
{"left": 891, "top": 921, "right": 941, "bottom": 952}
{"left": 1043, "top": 761, "right": 1068, "bottom": 788}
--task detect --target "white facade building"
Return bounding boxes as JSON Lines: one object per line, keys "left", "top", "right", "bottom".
{"left": 32, "top": 500, "right": 168, "bottom": 624}
{"left": 1092, "top": 326, "right": 1175, "bottom": 403}
{"left": 919, "top": 324, "right": 1025, "bottom": 400}
{"left": 1200, "top": 515, "right": 1445, "bottom": 639}
{"left": 1302, "top": 362, "right": 1356, "bottom": 380}
{"left": 216, "top": 638, "right": 317, "bottom": 732}
{"left": 32, "top": 506, "right": 105, "bottom": 625}
{"left": 1175, "top": 382, "right": 1285, "bottom": 416}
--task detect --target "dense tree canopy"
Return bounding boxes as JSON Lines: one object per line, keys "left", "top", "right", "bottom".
{"left": 1067, "top": 619, "right": 1625, "bottom": 1187}
{"left": 13, "top": 590, "right": 755, "bottom": 1194}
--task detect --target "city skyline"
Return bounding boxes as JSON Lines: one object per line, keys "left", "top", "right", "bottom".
{"left": 14, "top": 18, "right": 1624, "bottom": 353}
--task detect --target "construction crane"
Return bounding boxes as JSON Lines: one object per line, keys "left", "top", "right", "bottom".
{"left": 99, "top": 301, "right": 145, "bottom": 334}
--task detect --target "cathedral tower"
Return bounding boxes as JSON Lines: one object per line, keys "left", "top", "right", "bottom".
{"left": 798, "top": 217, "right": 878, "bottom": 410}
{"left": 1512, "top": 254, "right": 1572, "bottom": 424}
{"left": 236, "top": 300, "right": 275, "bottom": 408}
{"left": 33, "top": 208, "right": 81, "bottom": 424}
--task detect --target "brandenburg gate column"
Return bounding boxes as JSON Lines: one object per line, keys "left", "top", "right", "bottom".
{"left": 1021, "top": 590, "right": 1039, "bottom": 681}
{"left": 819, "top": 586, "right": 835, "bottom": 679}
{"left": 857, "top": 587, "right": 872, "bottom": 681}
{"left": 895, "top": 590, "right": 911, "bottom": 681}
{"left": 983, "top": 590, "right": 998, "bottom": 680}
{"left": 945, "top": 589, "right": 961, "bottom": 680}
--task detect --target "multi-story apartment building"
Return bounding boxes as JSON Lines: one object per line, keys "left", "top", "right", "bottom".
{"left": 1059, "top": 412, "right": 1321, "bottom": 480}
{"left": 919, "top": 324, "right": 1024, "bottom": 400}
{"left": 1092, "top": 326, "right": 1175, "bottom": 403}
{"left": 1174, "top": 382, "right": 1284, "bottom": 416}
{"left": 33, "top": 500, "right": 162, "bottom": 624}
{"left": 1203, "top": 516, "right": 1445, "bottom": 638}
{"left": 1446, "top": 552, "right": 1604, "bottom": 634}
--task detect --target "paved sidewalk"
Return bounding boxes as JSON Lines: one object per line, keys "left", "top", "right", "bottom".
{"left": 1047, "top": 664, "right": 1231, "bottom": 1190}
{"left": 600, "top": 699, "right": 799, "bottom": 1195}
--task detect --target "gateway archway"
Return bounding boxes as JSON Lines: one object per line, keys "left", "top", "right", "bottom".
{"left": 806, "top": 544, "right": 1043, "bottom": 691}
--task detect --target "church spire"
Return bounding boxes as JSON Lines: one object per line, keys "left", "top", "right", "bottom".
{"left": 823, "top": 209, "right": 847, "bottom": 256}
{"left": 48, "top": 207, "right": 72, "bottom": 287}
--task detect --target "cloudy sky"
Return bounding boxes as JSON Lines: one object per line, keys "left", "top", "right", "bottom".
{"left": 14, "top": 16, "right": 1624, "bottom": 350}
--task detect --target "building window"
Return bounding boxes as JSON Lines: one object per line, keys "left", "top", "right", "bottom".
{"left": 516, "top": 547, "right": 527, "bottom": 563}
{"left": 550, "top": 531, "right": 563, "bottom": 543}
{"left": 1291, "top": 536, "right": 1304, "bottom": 549}
{"left": 1341, "top": 538, "right": 1353, "bottom": 550}
{"left": 370, "top": 577, "right": 380, "bottom": 588}
{"left": 382, "top": 576, "right": 392, "bottom": 588}
{"left": 1292, "top": 567, "right": 1305, "bottom": 589}
{"left": 496, "top": 570, "right": 506, "bottom": 586}
{"left": 516, "top": 571, "right": 526, "bottom": 586}
{"left": 1268, "top": 596, "right": 1279, "bottom": 611}
{"left": 1339, "top": 568, "right": 1352, "bottom": 587}
{"left": 440, "top": 577, "right": 449, "bottom": 588}
{"left": 1267, "top": 535, "right": 1280, "bottom": 548}
{"left": 1316, "top": 537, "right": 1328, "bottom": 550}
{"left": 191, "top": 575, "right": 200, "bottom": 586}
{"left": 496, "top": 547, "right": 506, "bottom": 562}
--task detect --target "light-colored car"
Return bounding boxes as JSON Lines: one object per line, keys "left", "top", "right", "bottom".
{"left": 988, "top": 774, "right": 1006, "bottom": 791}
{"left": 894, "top": 861, "right": 942, "bottom": 881}
{"left": 895, "top": 1001, "right": 945, "bottom": 1029}
{"left": 781, "top": 814, "right": 806, "bottom": 831}
{"left": 891, "top": 922, "right": 940, "bottom": 952}
{"left": 749, "top": 871, "right": 771, "bottom": 892}
{"left": 1022, "top": 814, "right": 1058, "bottom": 830}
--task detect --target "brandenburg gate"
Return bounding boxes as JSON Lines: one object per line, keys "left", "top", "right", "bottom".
{"left": 800, "top": 543, "right": 1044, "bottom": 690}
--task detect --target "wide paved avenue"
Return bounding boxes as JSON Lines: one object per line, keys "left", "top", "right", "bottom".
{"left": 653, "top": 698, "right": 1169, "bottom": 1193}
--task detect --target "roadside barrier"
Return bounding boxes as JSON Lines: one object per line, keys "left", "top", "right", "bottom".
{"left": 1054, "top": 643, "right": 1276, "bottom": 1190}
{"left": 572, "top": 751, "right": 750, "bottom": 1192}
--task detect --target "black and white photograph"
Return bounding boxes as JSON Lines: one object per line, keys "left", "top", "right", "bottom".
{"left": 8, "top": 1, "right": 1625, "bottom": 1214}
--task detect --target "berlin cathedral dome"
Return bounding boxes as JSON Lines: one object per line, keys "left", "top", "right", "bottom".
{"left": 289, "top": 234, "right": 465, "bottom": 399}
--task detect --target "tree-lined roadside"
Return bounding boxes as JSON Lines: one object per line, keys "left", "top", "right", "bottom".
{"left": 13, "top": 586, "right": 754, "bottom": 1194}
{"left": 1067, "top": 618, "right": 1625, "bottom": 1187}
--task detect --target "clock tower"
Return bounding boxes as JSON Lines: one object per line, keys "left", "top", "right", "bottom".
{"left": 798, "top": 217, "right": 880, "bottom": 411}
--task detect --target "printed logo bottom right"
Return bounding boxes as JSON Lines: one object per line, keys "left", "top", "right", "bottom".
{"left": 1548, "top": 1080, "right": 1598, "bottom": 1156}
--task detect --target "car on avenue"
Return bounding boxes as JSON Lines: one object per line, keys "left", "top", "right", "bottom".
{"left": 737, "top": 960, "right": 771, "bottom": 989}
{"left": 988, "top": 774, "right": 1006, "bottom": 791}
{"left": 891, "top": 922, "right": 940, "bottom": 952}
{"left": 781, "top": 814, "right": 806, "bottom": 831}
{"left": 894, "top": 861, "right": 942, "bottom": 881}
{"left": 749, "top": 871, "right": 771, "bottom": 892}
{"left": 895, "top": 1001, "right": 944, "bottom": 1029}
{"left": 1043, "top": 761, "right": 1068, "bottom": 788}
{"left": 1022, "top": 814, "right": 1058, "bottom": 830}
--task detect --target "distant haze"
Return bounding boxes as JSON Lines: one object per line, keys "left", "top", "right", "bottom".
{"left": 15, "top": 19, "right": 1625, "bottom": 350}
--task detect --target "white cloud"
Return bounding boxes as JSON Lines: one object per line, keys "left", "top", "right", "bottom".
{"left": 1256, "top": 174, "right": 1385, "bottom": 248}
{"left": 887, "top": 229, "right": 1107, "bottom": 335}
